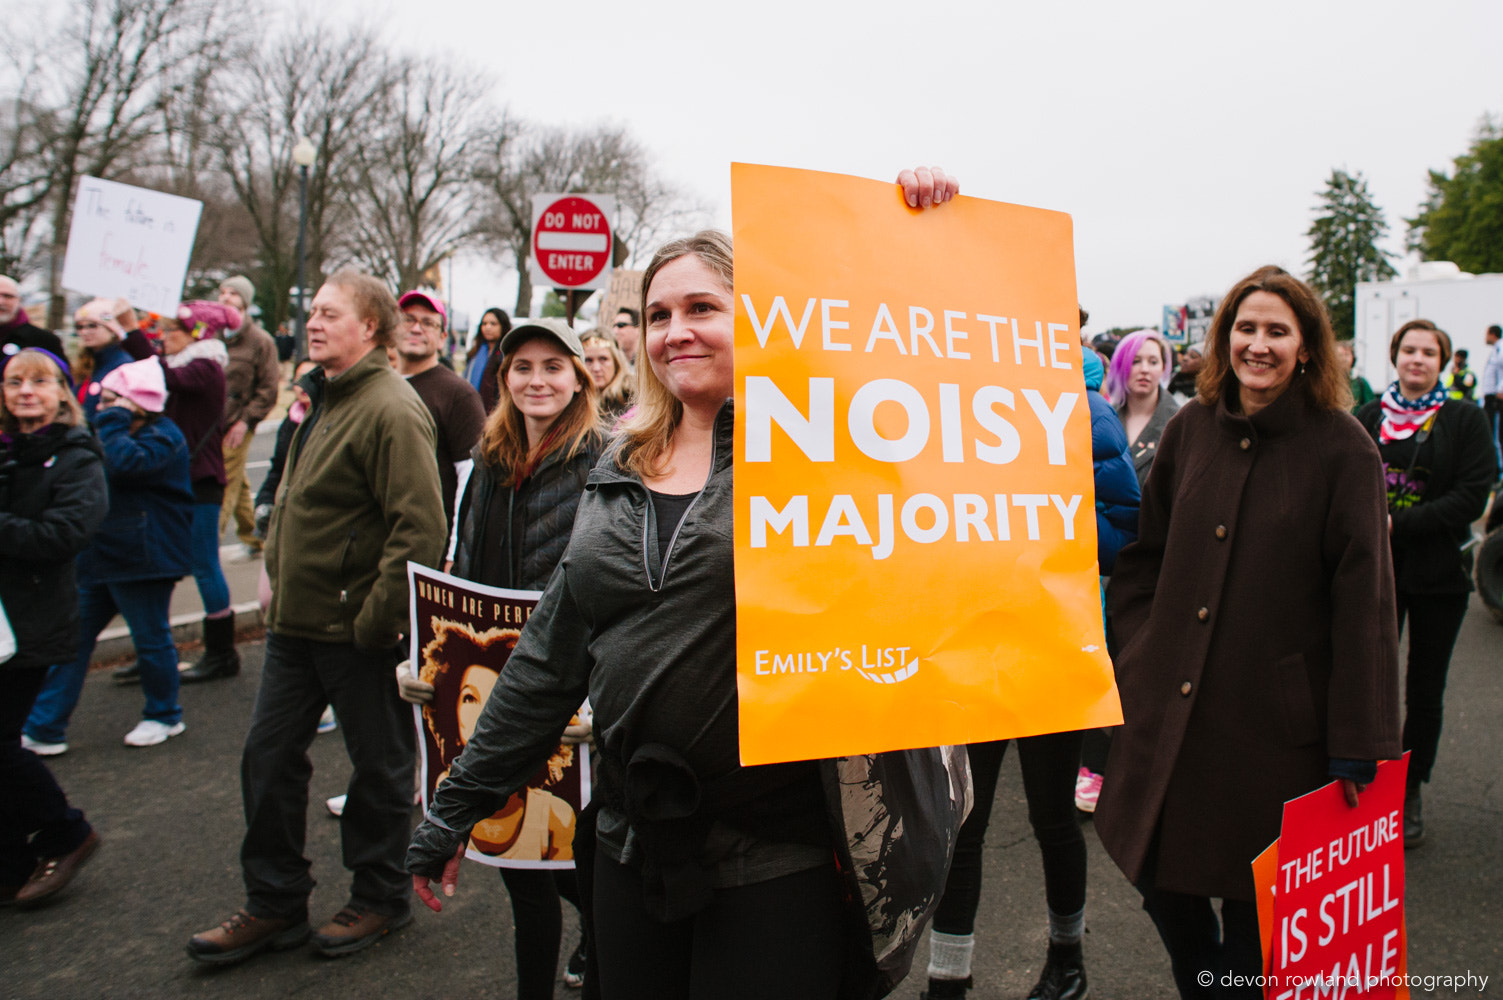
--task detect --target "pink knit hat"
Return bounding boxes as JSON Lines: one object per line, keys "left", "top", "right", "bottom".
{"left": 99, "top": 358, "right": 167, "bottom": 413}
{"left": 177, "top": 300, "right": 242, "bottom": 340}
{"left": 75, "top": 299, "right": 127, "bottom": 342}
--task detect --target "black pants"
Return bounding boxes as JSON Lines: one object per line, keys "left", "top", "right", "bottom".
{"left": 1139, "top": 885, "right": 1261, "bottom": 999}
{"left": 501, "top": 866, "right": 583, "bottom": 1000}
{"left": 592, "top": 854, "right": 845, "bottom": 1000}
{"left": 931, "top": 732, "right": 1086, "bottom": 936}
{"left": 0, "top": 666, "right": 92, "bottom": 886}
{"left": 1397, "top": 590, "right": 1470, "bottom": 786}
{"left": 240, "top": 632, "right": 415, "bottom": 920}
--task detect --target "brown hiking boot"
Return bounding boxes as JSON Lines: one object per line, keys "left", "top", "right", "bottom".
{"left": 311, "top": 905, "right": 413, "bottom": 957}
{"left": 186, "top": 909, "right": 311, "bottom": 965}
{"left": 16, "top": 831, "right": 100, "bottom": 908}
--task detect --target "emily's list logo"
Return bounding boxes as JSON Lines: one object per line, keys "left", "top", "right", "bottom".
{"left": 752, "top": 646, "right": 920, "bottom": 685}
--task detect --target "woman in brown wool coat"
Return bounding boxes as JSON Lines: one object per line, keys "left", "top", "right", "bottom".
{"left": 1096, "top": 265, "right": 1402, "bottom": 999}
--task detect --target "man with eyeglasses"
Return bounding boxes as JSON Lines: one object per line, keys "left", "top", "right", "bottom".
{"left": 611, "top": 307, "right": 640, "bottom": 367}
{"left": 395, "top": 290, "right": 484, "bottom": 536}
{"left": 0, "top": 275, "right": 65, "bottom": 361}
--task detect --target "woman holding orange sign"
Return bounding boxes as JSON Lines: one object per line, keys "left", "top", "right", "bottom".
{"left": 1097, "top": 266, "right": 1402, "bottom": 998}
{"left": 408, "top": 168, "right": 965, "bottom": 1000}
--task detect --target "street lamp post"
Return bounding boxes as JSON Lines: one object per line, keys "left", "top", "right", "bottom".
{"left": 291, "top": 137, "right": 317, "bottom": 358}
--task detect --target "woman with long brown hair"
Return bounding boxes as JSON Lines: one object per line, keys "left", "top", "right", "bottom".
{"left": 1098, "top": 265, "right": 1401, "bottom": 998}
{"left": 432, "top": 317, "right": 603, "bottom": 997}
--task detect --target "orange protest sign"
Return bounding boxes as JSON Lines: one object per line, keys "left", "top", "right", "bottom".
{"left": 731, "top": 163, "right": 1121, "bottom": 766}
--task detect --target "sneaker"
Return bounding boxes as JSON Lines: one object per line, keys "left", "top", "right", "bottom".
{"left": 1074, "top": 767, "right": 1103, "bottom": 814}
{"left": 326, "top": 794, "right": 347, "bottom": 817}
{"left": 21, "top": 734, "right": 68, "bottom": 757}
{"left": 920, "top": 977, "right": 972, "bottom": 999}
{"left": 563, "top": 937, "right": 587, "bottom": 988}
{"left": 186, "top": 908, "right": 311, "bottom": 965}
{"left": 124, "top": 719, "right": 186, "bottom": 747}
{"left": 317, "top": 706, "right": 337, "bottom": 734}
{"left": 310, "top": 904, "right": 412, "bottom": 957}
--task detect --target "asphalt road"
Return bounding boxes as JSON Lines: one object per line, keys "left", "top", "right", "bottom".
{"left": 5, "top": 587, "right": 1499, "bottom": 1000}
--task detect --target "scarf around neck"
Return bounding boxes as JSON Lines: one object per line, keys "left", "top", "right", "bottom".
{"left": 1378, "top": 382, "right": 1445, "bottom": 444}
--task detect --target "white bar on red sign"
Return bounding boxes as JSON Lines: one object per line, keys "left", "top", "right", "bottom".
{"left": 536, "top": 232, "right": 609, "bottom": 253}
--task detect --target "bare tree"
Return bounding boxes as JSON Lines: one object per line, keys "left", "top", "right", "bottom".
{"left": 211, "top": 25, "right": 391, "bottom": 332}
{"left": 336, "top": 56, "right": 493, "bottom": 292}
{"left": 0, "top": 88, "right": 52, "bottom": 279}
{"left": 474, "top": 123, "right": 707, "bottom": 316}
{"left": 29, "top": 0, "right": 225, "bottom": 327}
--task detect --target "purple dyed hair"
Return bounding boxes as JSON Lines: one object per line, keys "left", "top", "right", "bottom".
{"left": 1103, "top": 329, "right": 1171, "bottom": 407}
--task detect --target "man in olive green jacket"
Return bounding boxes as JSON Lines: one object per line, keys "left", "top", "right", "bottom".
{"left": 188, "top": 271, "right": 446, "bottom": 967}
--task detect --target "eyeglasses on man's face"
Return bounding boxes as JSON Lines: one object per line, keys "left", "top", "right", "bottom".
{"left": 403, "top": 314, "right": 444, "bottom": 332}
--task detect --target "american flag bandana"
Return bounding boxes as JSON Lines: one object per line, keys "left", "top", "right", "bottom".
{"left": 1377, "top": 382, "right": 1445, "bottom": 444}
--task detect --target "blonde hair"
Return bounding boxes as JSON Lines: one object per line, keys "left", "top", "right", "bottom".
{"left": 619, "top": 229, "right": 734, "bottom": 478}
{"left": 581, "top": 334, "right": 633, "bottom": 410}
{"left": 1, "top": 350, "right": 84, "bottom": 432}
{"left": 476, "top": 330, "right": 600, "bottom": 487}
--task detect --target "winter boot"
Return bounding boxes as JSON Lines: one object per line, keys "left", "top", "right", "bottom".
{"left": 179, "top": 615, "right": 240, "bottom": 683}
{"left": 920, "top": 976, "right": 971, "bottom": 999}
{"left": 1027, "top": 940, "right": 1088, "bottom": 1000}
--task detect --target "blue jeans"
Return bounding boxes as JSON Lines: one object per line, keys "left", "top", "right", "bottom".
{"left": 25, "top": 579, "right": 181, "bottom": 744}
{"left": 191, "top": 501, "right": 231, "bottom": 615}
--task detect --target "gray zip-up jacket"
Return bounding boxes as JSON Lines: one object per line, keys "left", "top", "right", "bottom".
{"left": 408, "top": 400, "right": 825, "bottom": 876}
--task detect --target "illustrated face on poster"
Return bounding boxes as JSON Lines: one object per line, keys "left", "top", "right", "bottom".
{"left": 408, "top": 565, "right": 589, "bottom": 870}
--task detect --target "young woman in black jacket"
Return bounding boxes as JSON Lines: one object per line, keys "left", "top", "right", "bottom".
{"left": 1356, "top": 319, "right": 1497, "bottom": 848}
{"left": 419, "top": 318, "right": 604, "bottom": 999}
{"left": 0, "top": 349, "right": 108, "bottom": 904}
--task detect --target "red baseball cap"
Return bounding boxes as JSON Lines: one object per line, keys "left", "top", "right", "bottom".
{"left": 398, "top": 290, "right": 447, "bottom": 330}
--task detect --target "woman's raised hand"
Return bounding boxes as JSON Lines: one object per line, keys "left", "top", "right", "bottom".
{"left": 897, "top": 166, "right": 960, "bottom": 209}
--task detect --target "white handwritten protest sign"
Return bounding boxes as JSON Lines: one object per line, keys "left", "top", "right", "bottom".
{"left": 61, "top": 177, "right": 203, "bottom": 316}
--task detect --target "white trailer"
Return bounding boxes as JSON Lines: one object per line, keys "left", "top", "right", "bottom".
{"left": 1354, "top": 263, "right": 1503, "bottom": 390}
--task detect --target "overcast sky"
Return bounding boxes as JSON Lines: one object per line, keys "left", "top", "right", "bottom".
{"left": 337, "top": 0, "right": 1501, "bottom": 333}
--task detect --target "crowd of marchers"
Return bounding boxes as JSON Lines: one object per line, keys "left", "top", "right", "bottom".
{"left": 2, "top": 166, "right": 1499, "bottom": 1000}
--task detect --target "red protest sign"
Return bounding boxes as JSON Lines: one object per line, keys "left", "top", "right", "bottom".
{"left": 1266, "top": 756, "right": 1410, "bottom": 999}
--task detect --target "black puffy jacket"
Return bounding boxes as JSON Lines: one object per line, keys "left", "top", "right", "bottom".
{"left": 450, "top": 429, "right": 605, "bottom": 591}
{"left": 0, "top": 424, "right": 108, "bottom": 670}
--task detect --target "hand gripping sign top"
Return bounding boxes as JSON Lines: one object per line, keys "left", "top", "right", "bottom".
{"left": 731, "top": 163, "right": 1121, "bottom": 766}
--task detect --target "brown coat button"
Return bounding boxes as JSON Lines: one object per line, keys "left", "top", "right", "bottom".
{"left": 1197, "top": 607, "right": 1209, "bottom": 621}
{"left": 1180, "top": 681, "right": 1193, "bottom": 696}
{"left": 1240, "top": 437, "right": 1251, "bottom": 450}
{"left": 1215, "top": 525, "right": 1227, "bottom": 540}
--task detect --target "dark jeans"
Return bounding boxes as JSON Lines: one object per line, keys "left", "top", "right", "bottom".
{"left": 501, "top": 866, "right": 583, "bottom": 1000}
{"left": 26, "top": 578, "right": 180, "bottom": 744}
{"left": 1139, "top": 886, "right": 1261, "bottom": 999}
{"left": 592, "top": 854, "right": 845, "bottom": 1000}
{"left": 1397, "top": 590, "right": 1470, "bottom": 786}
{"left": 240, "top": 631, "right": 414, "bottom": 920}
{"left": 0, "top": 667, "right": 92, "bottom": 885}
{"left": 932, "top": 732, "right": 1087, "bottom": 936}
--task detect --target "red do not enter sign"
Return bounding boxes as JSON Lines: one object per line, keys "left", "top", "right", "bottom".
{"left": 532, "top": 195, "right": 613, "bottom": 288}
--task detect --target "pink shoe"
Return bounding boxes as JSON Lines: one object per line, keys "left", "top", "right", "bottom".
{"left": 1074, "top": 767, "right": 1103, "bottom": 813}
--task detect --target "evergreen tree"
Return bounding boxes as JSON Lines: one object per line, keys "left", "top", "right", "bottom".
{"left": 1306, "top": 169, "right": 1397, "bottom": 338}
{"left": 1406, "top": 117, "right": 1503, "bottom": 274}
